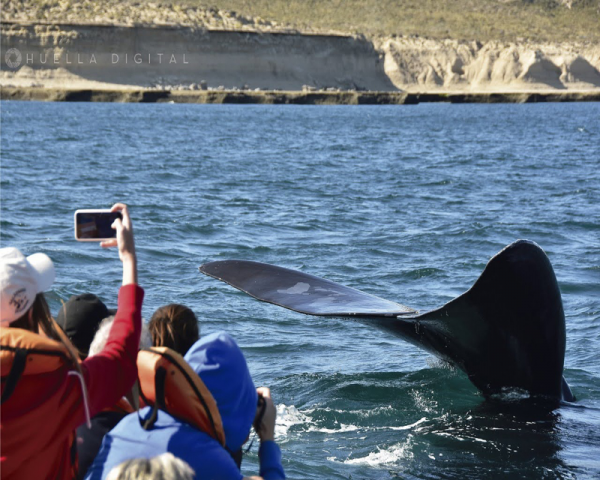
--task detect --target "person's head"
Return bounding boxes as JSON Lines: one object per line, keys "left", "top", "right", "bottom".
{"left": 89, "top": 315, "right": 152, "bottom": 356}
{"left": 56, "top": 293, "right": 116, "bottom": 359}
{"left": 184, "top": 332, "right": 258, "bottom": 454}
{"left": 1, "top": 247, "right": 56, "bottom": 334}
{"left": 88, "top": 315, "right": 150, "bottom": 411}
{"left": 0, "top": 247, "right": 82, "bottom": 370}
{"left": 148, "top": 304, "right": 199, "bottom": 355}
{"left": 106, "top": 453, "right": 194, "bottom": 480}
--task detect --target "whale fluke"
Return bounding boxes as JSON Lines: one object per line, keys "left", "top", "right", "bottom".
{"left": 199, "top": 240, "right": 573, "bottom": 402}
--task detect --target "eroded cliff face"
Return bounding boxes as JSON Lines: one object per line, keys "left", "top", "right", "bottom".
{"left": 379, "top": 37, "right": 600, "bottom": 92}
{"left": 0, "top": 23, "right": 395, "bottom": 91}
{"left": 1, "top": 21, "right": 599, "bottom": 93}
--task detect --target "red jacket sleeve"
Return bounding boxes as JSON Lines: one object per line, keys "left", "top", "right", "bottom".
{"left": 81, "top": 284, "right": 144, "bottom": 416}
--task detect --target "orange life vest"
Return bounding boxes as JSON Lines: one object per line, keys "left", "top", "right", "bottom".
{"left": 136, "top": 347, "right": 226, "bottom": 446}
{"left": 1, "top": 328, "right": 82, "bottom": 480}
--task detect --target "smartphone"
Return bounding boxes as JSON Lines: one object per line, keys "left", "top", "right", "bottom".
{"left": 74, "top": 209, "right": 122, "bottom": 241}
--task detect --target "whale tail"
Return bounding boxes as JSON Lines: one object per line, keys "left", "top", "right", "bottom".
{"left": 399, "top": 240, "right": 569, "bottom": 400}
{"left": 199, "top": 240, "right": 573, "bottom": 402}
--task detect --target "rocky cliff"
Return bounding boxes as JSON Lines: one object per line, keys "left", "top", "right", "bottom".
{"left": 1, "top": 0, "right": 599, "bottom": 93}
{"left": 380, "top": 37, "right": 600, "bottom": 92}
{"left": 0, "top": 22, "right": 394, "bottom": 91}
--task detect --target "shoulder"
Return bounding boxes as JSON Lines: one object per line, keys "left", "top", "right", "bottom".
{"left": 143, "top": 411, "right": 243, "bottom": 480}
{"left": 174, "top": 442, "right": 242, "bottom": 480}
{"left": 86, "top": 410, "right": 242, "bottom": 480}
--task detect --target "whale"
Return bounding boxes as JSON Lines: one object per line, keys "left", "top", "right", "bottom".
{"left": 199, "top": 240, "right": 574, "bottom": 403}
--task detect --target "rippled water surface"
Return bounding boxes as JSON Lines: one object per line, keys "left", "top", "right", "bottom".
{"left": 2, "top": 101, "right": 599, "bottom": 479}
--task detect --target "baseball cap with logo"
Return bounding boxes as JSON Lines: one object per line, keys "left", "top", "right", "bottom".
{"left": 0, "top": 247, "right": 56, "bottom": 326}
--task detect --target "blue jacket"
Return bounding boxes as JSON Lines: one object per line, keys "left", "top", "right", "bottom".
{"left": 84, "top": 332, "right": 278, "bottom": 480}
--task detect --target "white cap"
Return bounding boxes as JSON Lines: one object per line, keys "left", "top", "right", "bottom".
{"left": 0, "top": 247, "right": 55, "bottom": 326}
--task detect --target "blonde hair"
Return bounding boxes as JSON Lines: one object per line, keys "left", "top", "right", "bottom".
{"left": 106, "top": 453, "right": 194, "bottom": 480}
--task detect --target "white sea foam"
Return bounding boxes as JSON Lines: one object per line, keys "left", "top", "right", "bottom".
{"left": 275, "top": 404, "right": 312, "bottom": 438}
{"left": 304, "top": 404, "right": 396, "bottom": 418}
{"left": 384, "top": 417, "right": 427, "bottom": 431}
{"left": 410, "top": 390, "right": 438, "bottom": 413}
{"left": 342, "top": 436, "right": 414, "bottom": 466}
{"left": 308, "top": 423, "right": 360, "bottom": 433}
{"left": 275, "top": 405, "right": 426, "bottom": 438}
{"left": 433, "top": 430, "right": 489, "bottom": 444}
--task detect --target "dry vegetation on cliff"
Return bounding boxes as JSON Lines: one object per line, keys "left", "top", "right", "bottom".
{"left": 2, "top": 0, "right": 599, "bottom": 42}
{"left": 193, "top": 0, "right": 599, "bottom": 42}
{"left": 0, "top": 0, "right": 291, "bottom": 31}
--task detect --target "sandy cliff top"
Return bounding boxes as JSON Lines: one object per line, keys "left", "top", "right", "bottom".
{"left": 2, "top": 0, "right": 599, "bottom": 42}
{"left": 0, "top": 0, "right": 297, "bottom": 32}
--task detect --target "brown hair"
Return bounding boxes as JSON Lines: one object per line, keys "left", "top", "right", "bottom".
{"left": 148, "top": 304, "right": 200, "bottom": 355}
{"left": 10, "top": 293, "right": 84, "bottom": 373}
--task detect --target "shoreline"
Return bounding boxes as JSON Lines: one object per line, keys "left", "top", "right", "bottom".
{"left": 2, "top": 87, "right": 600, "bottom": 104}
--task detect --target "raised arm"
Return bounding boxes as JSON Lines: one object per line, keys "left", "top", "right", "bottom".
{"left": 100, "top": 203, "right": 137, "bottom": 286}
{"left": 81, "top": 203, "right": 143, "bottom": 416}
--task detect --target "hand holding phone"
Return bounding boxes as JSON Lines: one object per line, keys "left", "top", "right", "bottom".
{"left": 75, "top": 204, "right": 137, "bottom": 285}
{"left": 74, "top": 209, "right": 123, "bottom": 241}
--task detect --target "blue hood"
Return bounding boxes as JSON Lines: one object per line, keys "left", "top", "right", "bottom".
{"left": 184, "top": 332, "right": 257, "bottom": 452}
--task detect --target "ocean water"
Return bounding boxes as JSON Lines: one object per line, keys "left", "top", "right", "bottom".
{"left": 1, "top": 100, "right": 599, "bottom": 479}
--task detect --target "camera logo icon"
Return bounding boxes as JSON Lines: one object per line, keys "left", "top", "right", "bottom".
{"left": 5, "top": 48, "right": 22, "bottom": 68}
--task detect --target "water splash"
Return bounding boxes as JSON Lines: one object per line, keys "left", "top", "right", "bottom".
{"left": 343, "top": 435, "right": 415, "bottom": 466}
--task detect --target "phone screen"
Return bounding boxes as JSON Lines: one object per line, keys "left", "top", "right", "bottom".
{"left": 75, "top": 211, "right": 122, "bottom": 240}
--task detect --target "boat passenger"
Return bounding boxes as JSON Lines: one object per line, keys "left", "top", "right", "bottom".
{"left": 84, "top": 332, "right": 286, "bottom": 480}
{"left": 77, "top": 315, "right": 152, "bottom": 479}
{"left": 148, "top": 303, "right": 200, "bottom": 355}
{"left": 56, "top": 293, "right": 117, "bottom": 359}
{"left": 0, "top": 203, "right": 144, "bottom": 480}
{"left": 106, "top": 453, "right": 194, "bottom": 480}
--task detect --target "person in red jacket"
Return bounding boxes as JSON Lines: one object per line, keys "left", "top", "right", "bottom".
{"left": 0, "top": 203, "right": 144, "bottom": 480}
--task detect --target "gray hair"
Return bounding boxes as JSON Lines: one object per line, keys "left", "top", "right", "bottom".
{"left": 105, "top": 453, "right": 194, "bottom": 480}
{"left": 88, "top": 315, "right": 152, "bottom": 357}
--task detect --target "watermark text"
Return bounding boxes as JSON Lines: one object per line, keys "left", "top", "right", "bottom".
{"left": 4, "top": 49, "right": 190, "bottom": 68}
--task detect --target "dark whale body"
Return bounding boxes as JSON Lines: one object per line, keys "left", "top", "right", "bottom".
{"left": 199, "top": 240, "right": 574, "bottom": 403}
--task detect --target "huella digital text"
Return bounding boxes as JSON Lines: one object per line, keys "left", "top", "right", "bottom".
{"left": 24, "top": 52, "right": 189, "bottom": 64}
